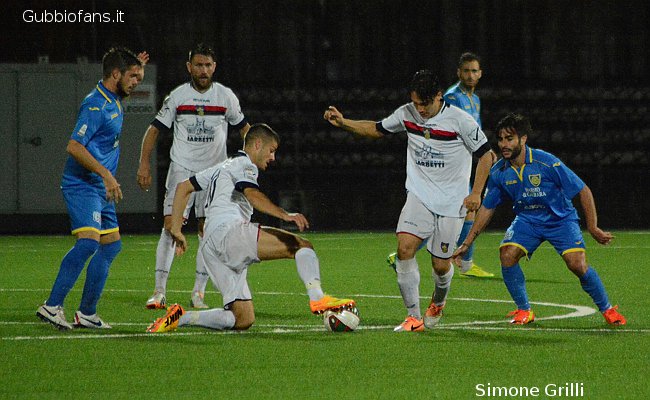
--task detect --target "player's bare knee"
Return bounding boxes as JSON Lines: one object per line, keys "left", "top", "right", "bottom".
{"left": 231, "top": 301, "right": 255, "bottom": 330}
{"left": 500, "top": 246, "right": 523, "bottom": 266}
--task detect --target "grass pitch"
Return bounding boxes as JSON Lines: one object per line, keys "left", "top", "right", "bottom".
{"left": 1, "top": 231, "right": 648, "bottom": 399}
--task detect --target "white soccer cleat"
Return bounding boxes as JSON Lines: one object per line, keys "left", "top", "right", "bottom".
{"left": 146, "top": 291, "right": 166, "bottom": 309}
{"left": 189, "top": 291, "right": 209, "bottom": 309}
{"left": 36, "top": 304, "right": 73, "bottom": 331}
{"left": 73, "top": 311, "right": 112, "bottom": 329}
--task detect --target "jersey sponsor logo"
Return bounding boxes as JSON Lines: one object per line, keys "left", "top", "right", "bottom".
{"left": 528, "top": 174, "right": 541, "bottom": 187}
{"left": 415, "top": 144, "right": 445, "bottom": 168}
{"left": 88, "top": 107, "right": 100, "bottom": 111}
{"left": 505, "top": 179, "right": 518, "bottom": 185}
{"left": 522, "top": 187, "right": 546, "bottom": 198}
{"left": 186, "top": 119, "right": 216, "bottom": 142}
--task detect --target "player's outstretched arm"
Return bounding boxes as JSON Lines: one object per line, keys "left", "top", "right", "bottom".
{"left": 578, "top": 185, "right": 613, "bottom": 245}
{"left": 137, "top": 125, "right": 160, "bottom": 191}
{"left": 169, "top": 180, "right": 195, "bottom": 255}
{"left": 452, "top": 205, "right": 496, "bottom": 263}
{"left": 323, "top": 106, "right": 384, "bottom": 138}
{"left": 464, "top": 149, "right": 497, "bottom": 211}
{"left": 244, "top": 187, "right": 309, "bottom": 231}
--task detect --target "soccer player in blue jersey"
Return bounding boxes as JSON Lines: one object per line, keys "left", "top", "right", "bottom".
{"left": 444, "top": 52, "right": 493, "bottom": 278}
{"left": 452, "top": 113, "right": 626, "bottom": 325}
{"left": 36, "top": 47, "right": 144, "bottom": 330}
{"left": 387, "top": 52, "right": 493, "bottom": 278}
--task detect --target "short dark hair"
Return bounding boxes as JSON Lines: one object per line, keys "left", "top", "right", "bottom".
{"left": 244, "top": 123, "right": 280, "bottom": 147}
{"left": 407, "top": 70, "right": 442, "bottom": 103}
{"left": 102, "top": 47, "right": 141, "bottom": 78}
{"left": 188, "top": 43, "right": 216, "bottom": 62}
{"left": 458, "top": 52, "right": 481, "bottom": 68}
{"left": 495, "top": 113, "right": 533, "bottom": 138}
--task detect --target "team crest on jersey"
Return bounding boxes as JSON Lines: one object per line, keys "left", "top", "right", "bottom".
{"left": 528, "top": 174, "right": 541, "bottom": 187}
{"left": 93, "top": 211, "right": 101, "bottom": 224}
{"left": 423, "top": 129, "right": 431, "bottom": 139}
{"left": 197, "top": 106, "right": 204, "bottom": 116}
{"left": 440, "top": 242, "right": 449, "bottom": 253}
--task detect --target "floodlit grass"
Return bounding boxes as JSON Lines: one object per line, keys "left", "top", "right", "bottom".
{"left": 1, "top": 231, "right": 648, "bottom": 399}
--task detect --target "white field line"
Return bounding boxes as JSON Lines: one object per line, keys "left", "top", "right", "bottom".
{"left": 2, "top": 290, "right": 645, "bottom": 341}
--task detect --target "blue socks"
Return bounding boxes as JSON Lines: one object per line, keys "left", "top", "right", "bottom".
{"left": 579, "top": 266, "right": 611, "bottom": 312}
{"left": 501, "top": 263, "right": 530, "bottom": 310}
{"left": 79, "top": 240, "right": 122, "bottom": 315}
{"left": 456, "top": 221, "right": 475, "bottom": 262}
{"left": 46, "top": 238, "right": 99, "bottom": 307}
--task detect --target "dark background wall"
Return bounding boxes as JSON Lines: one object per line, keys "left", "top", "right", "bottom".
{"left": 2, "top": 0, "right": 649, "bottom": 233}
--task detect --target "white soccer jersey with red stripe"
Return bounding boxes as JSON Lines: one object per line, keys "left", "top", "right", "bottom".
{"left": 379, "top": 101, "right": 488, "bottom": 217}
{"left": 154, "top": 82, "right": 246, "bottom": 172}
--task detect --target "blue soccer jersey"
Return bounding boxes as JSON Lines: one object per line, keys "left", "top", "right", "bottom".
{"left": 444, "top": 82, "right": 481, "bottom": 127}
{"left": 62, "top": 81, "right": 123, "bottom": 189}
{"left": 483, "top": 146, "right": 585, "bottom": 225}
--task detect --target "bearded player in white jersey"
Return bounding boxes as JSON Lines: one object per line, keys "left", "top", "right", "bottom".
{"left": 137, "top": 43, "right": 250, "bottom": 310}
{"left": 324, "top": 70, "right": 496, "bottom": 332}
{"left": 146, "top": 124, "right": 355, "bottom": 333}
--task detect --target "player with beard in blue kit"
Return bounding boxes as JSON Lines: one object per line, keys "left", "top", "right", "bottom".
{"left": 453, "top": 113, "right": 626, "bottom": 326}
{"left": 36, "top": 47, "right": 144, "bottom": 330}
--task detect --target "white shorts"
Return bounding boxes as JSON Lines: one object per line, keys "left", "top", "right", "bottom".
{"left": 201, "top": 221, "right": 261, "bottom": 306}
{"left": 163, "top": 161, "right": 207, "bottom": 219}
{"left": 396, "top": 192, "right": 464, "bottom": 259}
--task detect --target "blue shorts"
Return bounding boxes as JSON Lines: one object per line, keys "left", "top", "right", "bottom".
{"left": 500, "top": 217, "right": 585, "bottom": 259}
{"left": 62, "top": 185, "right": 119, "bottom": 235}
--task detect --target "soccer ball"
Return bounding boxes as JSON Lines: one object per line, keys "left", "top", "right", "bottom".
{"left": 323, "top": 308, "right": 360, "bottom": 332}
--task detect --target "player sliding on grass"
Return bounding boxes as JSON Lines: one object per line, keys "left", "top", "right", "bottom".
{"left": 452, "top": 113, "right": 626, "bottom": 325}
{"left": 147, "top": 123, "right": 355, "bottom": 333}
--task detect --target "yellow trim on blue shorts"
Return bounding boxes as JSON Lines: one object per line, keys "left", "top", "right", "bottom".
{"left": 71, "top": 227, "right": 101, "bottom": 235}
{"left": 100, "top": 227, "right": 120, "bottom": 235}
{"left": 499, "top": 242, "right": 530, "bottom": 260}
{"left": 561, "top": 247, "right": 586, "bottom": 256}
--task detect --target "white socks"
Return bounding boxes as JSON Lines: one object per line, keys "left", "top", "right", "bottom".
{"left": 154, "top": 228, "right": 176, "bottom": 292}
{"left": 193, "top": 234, "right": 209, "bottom": 293}
{"left": 295, "top": 248, "right": 324, "bottom": 301}
{"left": 432, "top": 266, "right": 454, "bottom": 306}
{"left": 179, "top": 309, "right": 235, "bottom": 330}
{"left": 396, "top": 257, "right": 421, "bottom": 318}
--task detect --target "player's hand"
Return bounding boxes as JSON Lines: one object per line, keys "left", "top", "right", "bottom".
{"left": 137, "top": 51, "right": 150, "bottom": 66}
{"left": 323, "top": 106, "right": 345, "bottom": 128}
{"left": 451, "top": 243, "right": 469, "bottom": 267}
{"left": 103, "top": 175, "right": 123, "bottom": 203}
{"left": 136, "top": 164, "right": 152, "bottom": 191}
{"left": 170, "top": 229, "right": 188, "bottom": 255}
{"left": 588, "top": 226, "right": 614, "bottom": 245}
{"left": 285, "top": 212, "right": 310, "bottom": 232}
{"left": 463, "top": 193, "right": 481, "bottom": 212}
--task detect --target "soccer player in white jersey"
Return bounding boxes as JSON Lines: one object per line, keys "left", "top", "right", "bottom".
{"left": 146, "top": 124, "right": 355, "bottom": 333}
{"left": 324, "top": 70, "right": 496, "bottom": 332}
{"left": 137, "top": 44, "right": 250, "bottom": 310}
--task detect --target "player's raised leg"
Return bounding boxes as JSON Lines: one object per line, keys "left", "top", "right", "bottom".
{"left": 257, "top": 226, "right": 355, "bottom": 314}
